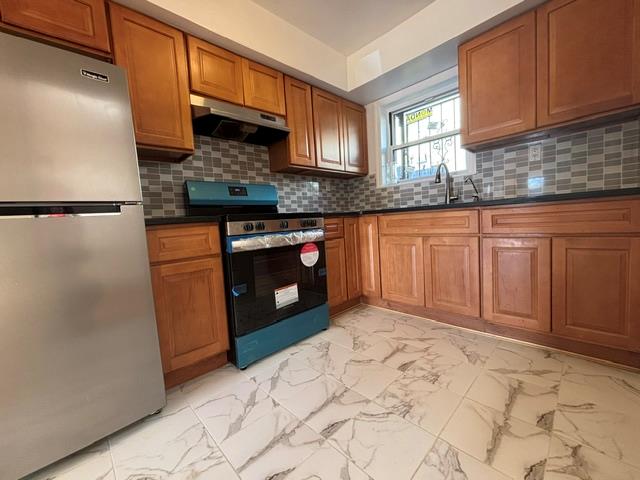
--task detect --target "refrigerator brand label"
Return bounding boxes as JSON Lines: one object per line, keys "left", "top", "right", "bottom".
{"left": 81, "top": 69, "right": 109, "bottom": 83}
{"left": 275, "top": 283, "right": 298, "bottom": 309}
{"left": 300, "top": 243, "right": 319, "bottom": 267}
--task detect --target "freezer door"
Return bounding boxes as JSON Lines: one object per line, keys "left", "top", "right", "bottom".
{"left": 0, "top": 32, "right": 142, "bottom": 203}
{"left": 0, "top": 205, "right": 165, "bottom": 480}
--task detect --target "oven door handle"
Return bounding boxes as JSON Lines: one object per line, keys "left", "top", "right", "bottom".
{"left": 227, "top": 229, "right": 325, "bottom": 253}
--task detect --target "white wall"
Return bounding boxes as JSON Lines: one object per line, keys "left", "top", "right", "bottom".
{"left": 117, "top": 0, "right": 348, "bottom": 90}
{"left": 121, "top": 0, "right": 540, "bottom": 103}
{"left": 347, "top": 0, "right": 532, "bottom": 90}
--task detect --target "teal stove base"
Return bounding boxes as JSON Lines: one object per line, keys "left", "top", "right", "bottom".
{"left": 233, "top": 303, "right": 329, "bottom": 369}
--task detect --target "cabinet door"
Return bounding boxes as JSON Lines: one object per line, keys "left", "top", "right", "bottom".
{"left": 283, "top": 76, "right": 316, "bottom": 167}
{"left": 537, "top": 0, "right": 640, "bottom": 126}
{"left": 109, "top": 3, "right": 194, "bottom": 152}
{"left": 459, "top": 11, "right": 536, "bottom": 145}
{"left": 342, "top": 100, "right": 368, "bottom": 174}
{"left": 325, "top": 238, "right": 348, "bottom": 307}
{"left": 552, "top": 237, "right": 640, "bottom": 350}
{"left": 482, "top": 238, "right": 551, "bottom": 331}
{"left": 0, "top": 0, "right": 110, "bottom": 52}
{"left": 359, "top": 216, "right": 381, "bottom": 298}
{"left": 241, "top": 59, "right": 285, "bottom": 115}
{"left": 424, "top": 236, "right": 480, "bottom": 317}
{"left": 187, "top": 35, "right": 243, "bottom": 105}
{"left": 151, "top": 257, "right": 229, "bottom": 373}
{"left": 344, "top": 217, "right": 362, "bottom": 299}
{"left": 380, "top": 236, "right": 425, "bottom": 306}
{"left": 313, "top": 88, "right": 344, "bottom": 171}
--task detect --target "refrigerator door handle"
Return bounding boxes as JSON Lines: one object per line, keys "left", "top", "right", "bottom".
{"left": 0, "top": 204, "right": 123, "bottom": 219}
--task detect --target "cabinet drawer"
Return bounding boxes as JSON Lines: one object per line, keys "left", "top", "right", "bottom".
{"left": 379, "top": 209, "right": 479, "bottom": 235}
{"left": 324, "top": 217, "right": 345, "bottom": 239}
{"left": 147, "top": 224, "right": 220, "bottom": 263}
{"left": 482, "top": 199, "right": 640, "bottom": 234}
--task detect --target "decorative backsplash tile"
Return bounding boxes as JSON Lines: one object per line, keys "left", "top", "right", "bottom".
{"left": 346, "top": 118, "right": 640, "bottom": 211}
{"left": 140, "top": 119, "right": 640, "bottom": 217}
{"left": 139, "top": 136, "right": 351, "bottom": 218}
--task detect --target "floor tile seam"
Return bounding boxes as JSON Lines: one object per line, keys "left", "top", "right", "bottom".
{"left": 361, "top": 305, "right": 640, "bottom": 375}
{"left": 550, "top": 426, "right": 640, "bottom": 472}
{"left": 187, "top": 403, "right": 242, "bottom": 479}
{"left": 106, "top": 437, "right": 120, "bottom": 480}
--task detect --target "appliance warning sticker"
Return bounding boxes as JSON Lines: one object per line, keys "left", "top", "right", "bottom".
{"left": 275, "top": 283, "right": 299, "bottom": 309}
{"left": 300, "top": 243, "right": 319, "bottom": 267}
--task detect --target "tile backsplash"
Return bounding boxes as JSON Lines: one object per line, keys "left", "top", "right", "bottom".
{"left": 139, "top": 136, "right": 351, "bottom": 218}
{"left": 140, "top": 119, "right": 640, "bottom": 217}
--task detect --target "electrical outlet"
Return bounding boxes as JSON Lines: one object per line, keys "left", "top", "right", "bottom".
{"left": 529, "top": 143, "right": 542, "bottom": 163}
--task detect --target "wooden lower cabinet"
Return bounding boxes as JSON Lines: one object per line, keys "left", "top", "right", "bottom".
{"left": 552, "top": 237, "right": 640, "bottom": 350}
{"left": 380, "top": 235, "right": 425, "bottom": 306}
{"left": 147, "top": 224, "right": 229, "bottom": 388}
{"left": 325, "top": 237, "right": 348, "bottom": 307}
{"left": 151, "top": 257, "right": 229, "bottom": 374}
{"left": 424, "top": 236, "right": 480, "bottom": 317}
{"left": 359, "top": 216, "right": 381, "bottom": 298}
{"left": 344, "top": 217, "right": 362, "bottom": 299}
{"left": 482, "top": 237, "right": 551, "bottom": 332}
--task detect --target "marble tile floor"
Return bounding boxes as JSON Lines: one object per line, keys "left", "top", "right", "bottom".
{"left": 26, "top": 305, "right": 640, "bottom": 480}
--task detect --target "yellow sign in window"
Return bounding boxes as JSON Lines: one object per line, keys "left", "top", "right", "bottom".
{"left": 405, "top": 108, "right": 432, "bottom": 125}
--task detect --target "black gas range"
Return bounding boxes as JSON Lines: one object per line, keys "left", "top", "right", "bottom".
{"left": 185, "top": 180, "right": 329, "bottom": 368}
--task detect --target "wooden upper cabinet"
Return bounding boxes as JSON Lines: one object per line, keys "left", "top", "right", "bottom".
{"left": 241, "top": 59, "right": 285, "bottom": 115}
{"left": 380, "top": 236, "right": 425, "bottom": 306}
{"left": 109, "top": 3, "right": 194, "bottom": 153}
{"left": 482, "top": 237, "right": 551, "bottom": 332}
{"left": 187, "top": 36, "right": 243, "bottom": 105}
{"left": 424, "top": 236, "right": 480, "bottom": 317}
{"left": 0, "top": 0, "right": 110, "bottom": 52}
{"left": 359, "top": 216, "right": 381, "bottom": 298}
{"left": 342, "top": 100, "right": 368, "bottom": 174}
{"left": 552, "top": 237, "right": 640, "bottom": 351}
{"left": 313, "top": 88, "right": 344, "bottom": 171}
{"left": 282, "top": 76, "right": 316, "bottom": 167}
{"left": 537, "top": 0, "right": 640, "bottom": 126}
{"left": 151, "top": 256, "right": 229, "bottom": 373}
{"left": 459, "top": 11, "right": 536, "bottom": 145}
{"left": 344, "top": 217, "right": 362, "bottom": 299}
{"left": 326, "top": 238, "right": 348, "bottom": 308}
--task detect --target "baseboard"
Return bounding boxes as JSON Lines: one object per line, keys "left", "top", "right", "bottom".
{"left": 163, "top": 351, "right": 229, "bottom": 389}
{"left": 360, "top": 296, "right": 640, "bottom": 370}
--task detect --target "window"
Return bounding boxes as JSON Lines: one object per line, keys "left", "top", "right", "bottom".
{"left": 383, "top": 90, "right": 471, "bottom": 185}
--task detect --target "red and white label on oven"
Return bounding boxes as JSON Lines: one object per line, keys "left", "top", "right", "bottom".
{"left": 300, "top": 242, "right": 319, "bottom": 267}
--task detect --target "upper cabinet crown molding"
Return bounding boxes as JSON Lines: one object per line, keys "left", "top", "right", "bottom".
{"left": 0, "top": 0, "right": 111, "bottom": 53}
{"left": 241, "top": 58, "right": 286, "bottom": 116}
{"left": 460, "top": 0, "right": 640, "bottom": 149}
{"left": 537, "top": 0, "right": 640, "bottom": 126}
{"left": 187, "top": 35, "right": 244, "bottom": 105}
{"left": 459, "top": 11, "right": 536, "bottom": 145}
{"left": 109, "top": 2, "right": 194, "bottom": 156}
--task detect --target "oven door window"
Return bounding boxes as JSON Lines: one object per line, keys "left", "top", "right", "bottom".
{"left": 229, "top": 242, "right": 327, "bottom": 336}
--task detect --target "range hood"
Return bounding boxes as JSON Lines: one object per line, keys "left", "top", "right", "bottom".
{"left": 191, "top": 94, "right": 289, "bottom": 145}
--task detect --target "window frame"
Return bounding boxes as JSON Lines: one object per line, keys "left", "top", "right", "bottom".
{"left": 372, "top": 68, "right": 475, "bottom": 188}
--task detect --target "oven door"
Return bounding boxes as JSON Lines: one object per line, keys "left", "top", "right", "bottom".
{"left": 227, "top": 231, "right": 327, "bottom": 337}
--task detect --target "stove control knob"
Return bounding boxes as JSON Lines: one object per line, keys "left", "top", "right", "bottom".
{"left": 309, "top": 219, "right": 317, "bottom": 227}
{"left": 243, "top": 223, "right": 254, "bottom": 232}
{"left": 279, "top": 220, "right": 289, "bottom": 229}
{"left": 255, "top": 222, "right": 265, "bottom": 231}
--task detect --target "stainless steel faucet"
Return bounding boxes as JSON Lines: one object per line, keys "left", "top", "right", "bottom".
{"left": 434, "top": 162, "right": 458, "bottom": 204}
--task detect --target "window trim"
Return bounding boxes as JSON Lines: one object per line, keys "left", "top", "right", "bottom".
{"left": 369, "top": 67, "right": 475, "bottom": 188}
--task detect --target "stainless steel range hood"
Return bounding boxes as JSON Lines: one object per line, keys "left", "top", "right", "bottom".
{"left": 191, "top": 94, "right": 289, "bottom": 145}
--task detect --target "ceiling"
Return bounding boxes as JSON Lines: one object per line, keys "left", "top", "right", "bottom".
{"left": 250, "top": 0, "right": 437, "bottom": 55}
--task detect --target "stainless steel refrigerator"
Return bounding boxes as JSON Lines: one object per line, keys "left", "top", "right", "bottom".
{"left": 0, "top": 32, "right": 166, "bottom": 479}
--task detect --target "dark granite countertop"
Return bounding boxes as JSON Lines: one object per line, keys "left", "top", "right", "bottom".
{"left": 145, "top": 188, "right": 640, "bottom": 225}
{"left": 324, "top": 187, "right": 640, "bottom": 217}
{"left": 145, "top": 215, "right": 223, "bottom": 226}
